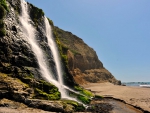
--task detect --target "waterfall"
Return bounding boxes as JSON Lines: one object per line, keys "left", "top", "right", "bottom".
{"left": 44, "top": 17, "right": 68, "bottom": 98}
{"left": 19, "top": 0, "right": 58, "bottom": 87}
{"left": 19, "top": 0, "right": 83, "bottom": 103}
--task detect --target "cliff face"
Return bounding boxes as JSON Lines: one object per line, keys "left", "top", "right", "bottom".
{"left": 55, "top": 27, "right": 120, "bottom": 85}
{"left": 0, "top": 0, "right": 119, "bottom": 87}
{"left": 0, "top": 0, "right": 119, "bottom": 86}
{"left": 0, "top": 0, "right": 84, "bottom": 112}
{"left": 0, "top": 0, "right": 121, "bottom": 112}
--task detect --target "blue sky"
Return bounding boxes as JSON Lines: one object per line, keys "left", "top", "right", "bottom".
{"left": 26, "top": 0, "right": 150, "bottom": 82}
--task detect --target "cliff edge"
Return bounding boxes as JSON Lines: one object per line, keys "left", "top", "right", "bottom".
{"left": 55, "top": 27, "right": 120, "bottom": 85}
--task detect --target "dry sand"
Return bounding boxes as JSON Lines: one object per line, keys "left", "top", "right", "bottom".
{"left": 82, "top": 82, "right": 150, "bottom": 112}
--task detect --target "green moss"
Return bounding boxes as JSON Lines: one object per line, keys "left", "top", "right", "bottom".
{"left": 74, "top": 86, "right": 94, "bottom": 97}
{"left": 82, "top": 89, "right": 94, "bottom": 97}
{"left": 72, "top": 86, "right": 94, "bottom": 104}
{"left": 47, "top": 18, "right": 54, "bottom": 27}
{"left": 77, "top": 95, "right": 91, "bottom": 104}
{"left": 62, "top": 99, "right": 85, "bottom": 112}
{"left": 39, "top": 80, "right": 59, "bottom": 93}
{"left": 62, "top": 100, "right": 78, "bottom": 107}
{"left": 74, "top": 86, "right": 83, "bottom": 91}
{"left": 32, "top": 80, "right": 61, "bottom": 100}
{"left": 0, "top": 0, "right": 9, "bottom": 12}
{"left": 34, "top": 88, "right": 60, "bottom": 100}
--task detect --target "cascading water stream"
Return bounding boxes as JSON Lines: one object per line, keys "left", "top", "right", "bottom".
{"left": 44, "top": 17, "right": 67, "bottom": 98}
{"left": 19, "top": 0, "right": 58, "bottom": 87}
{"left": 19, "top": 0, "right": 86, "bottom": 105}
{"left": 44, "top": 17, "right": 87, "bottom": 103}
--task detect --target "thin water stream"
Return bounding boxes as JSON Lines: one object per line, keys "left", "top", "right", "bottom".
{"left": 19, "top": 0, "right": 57, "bottom": 86}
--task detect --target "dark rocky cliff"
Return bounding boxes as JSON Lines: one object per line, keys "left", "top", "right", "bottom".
{"left": 0, "top": 0, "right": 85, "bottom": 112}
{"left": 0, "top": 0, "right": 120, "bottom": 112}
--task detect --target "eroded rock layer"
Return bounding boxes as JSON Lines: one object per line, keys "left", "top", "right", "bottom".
{"left": 55, "top": 27, "right": 120, "bottom": 85}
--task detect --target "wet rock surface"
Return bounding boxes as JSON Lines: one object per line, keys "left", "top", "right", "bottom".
{"left": 0, "top": 98, "right": 56, "bottom": 113}
{"left": 85, "top": 98, "right": 144, "bottom": 113}
{"left": 0, "top": 97, "right": 145, "bottom": 113}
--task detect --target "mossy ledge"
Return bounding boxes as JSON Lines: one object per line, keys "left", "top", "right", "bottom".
{"left": 0, "top": 72, "right": 86, "bottom": 112}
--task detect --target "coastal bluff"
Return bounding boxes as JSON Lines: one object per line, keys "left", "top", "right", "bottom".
{"left": 55, "top": 27, "right": 120, "bottom": 85}
{"left": 0, "top": 0, "right": 120, "bottom": 112}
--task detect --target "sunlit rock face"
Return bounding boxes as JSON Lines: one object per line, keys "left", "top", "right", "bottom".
{"left": 55, "top": 27, "right": 120, "bottom": 85}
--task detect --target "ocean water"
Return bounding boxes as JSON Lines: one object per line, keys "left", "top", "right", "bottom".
{"left": 122, "top": 82, "right": 150, "bottom": 87}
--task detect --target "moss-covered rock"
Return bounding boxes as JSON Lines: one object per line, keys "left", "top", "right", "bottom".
{"left": 33, "top": 88, "right": 60, "bottom": 100}
{"left": 0, "top": 0, "right": 9, "bottom": 12}
{"left": 74, "top": 85, "right": 94, "bottom": 97}
{"left": 32, "top": 80, "right": 61, "bottom": 100}
{"left": 61, "top": 99, "right": 85, "bottom": 112}
{"left": 29, "top": 3, "right": 44, "bottom": 27}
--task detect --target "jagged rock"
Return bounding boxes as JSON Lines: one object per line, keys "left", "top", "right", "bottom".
{"left": 0, "top": 98, "right": 64, "bottom": 113}
{"left": 25, "top": 99, "right": 64, "bottom": 112}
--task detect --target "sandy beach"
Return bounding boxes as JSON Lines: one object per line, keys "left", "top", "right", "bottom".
{"left": 82, "top": 82, "right": 150, "bottom": 112}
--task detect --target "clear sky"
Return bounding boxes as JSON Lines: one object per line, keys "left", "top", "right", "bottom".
{"left": 26, "top": 0, "right": 150, "bottom": 82}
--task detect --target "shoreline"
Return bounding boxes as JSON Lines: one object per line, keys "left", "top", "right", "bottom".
{"left": 82, "top": 82, "right": 150, "bottom": 112}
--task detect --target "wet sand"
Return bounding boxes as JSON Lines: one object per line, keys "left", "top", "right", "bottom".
{"left": 82, "top": 82, "right": 150, "bottom": 112}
